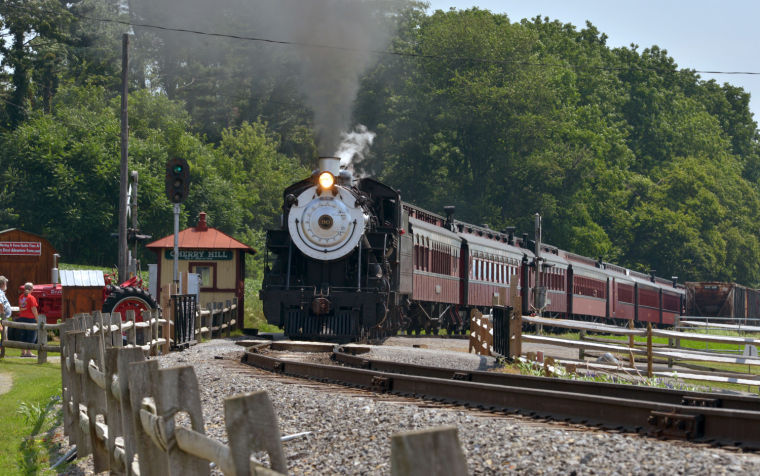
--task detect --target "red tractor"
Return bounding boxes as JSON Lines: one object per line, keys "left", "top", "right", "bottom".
{"left": 22, "top": 272, "right": 158, "bottom": 324}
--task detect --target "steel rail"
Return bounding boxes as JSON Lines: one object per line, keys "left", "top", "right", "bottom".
{"left": 242, "top": 346, "right": 760, "bottom": 449}
{"left": 332, "top": 347, "right": 760, "bottom": 412}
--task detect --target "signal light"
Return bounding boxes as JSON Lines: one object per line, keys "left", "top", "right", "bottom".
{"left": 165, "top": 157, "right": 190, "bottom": 203}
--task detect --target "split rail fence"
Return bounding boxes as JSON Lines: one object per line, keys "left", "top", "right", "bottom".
{"left": 60, "top": 312, "right": 470, "bottom": 475}
{"left": 468, "top": 311, "right": 760, "bottom": 390}
{"left": 521, "top": 315, "right": 760, "bottom": 390}
{"left": 197, "top": 299, "right": 237, "bottom": 341}
{"left": 1, "top": 309, "right": 167, "bottom": 363}
{"left": 1, "top": 298, "right": 239, "bottom": 361}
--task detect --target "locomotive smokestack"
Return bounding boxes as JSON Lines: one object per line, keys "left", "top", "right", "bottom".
{"left": 444, "top": 206, "right": 455, "bottom": 228}
{"left": 504, "top": 227, "right": 515, "bottom": 245}
{"left": 318, "top": 157, "right": 341, "bottom": 177}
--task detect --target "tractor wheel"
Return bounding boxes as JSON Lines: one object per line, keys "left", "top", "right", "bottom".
{"left": 102, "top": 286, "right": 158, "bottom": 321}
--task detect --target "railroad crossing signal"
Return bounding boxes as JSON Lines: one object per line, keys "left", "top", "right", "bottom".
{"left": 165, "top": 157, "right": 190, "bottom": 203}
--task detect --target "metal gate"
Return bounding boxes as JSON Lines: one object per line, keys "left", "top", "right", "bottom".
{"left": 492, "top": 306, "right": 521, "bottom": 359}
{"left": 172, "top": 294, "right": 197, "bottom": 349}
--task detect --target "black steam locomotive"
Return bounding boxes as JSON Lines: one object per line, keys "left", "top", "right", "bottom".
{"left": 260, "top": 157, "right": 412, "bottom": 340}
{"left": 260, "top": 157, "right": 685, "bottom": 341}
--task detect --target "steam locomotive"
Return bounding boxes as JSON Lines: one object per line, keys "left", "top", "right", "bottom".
{"left": 260, "top": 157, "right": 685, "bottom": 341}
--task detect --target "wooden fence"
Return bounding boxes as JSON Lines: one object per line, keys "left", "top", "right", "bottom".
{"left": 196, "top": 299, "right": 237, "bottom": 341}
{"left": 1, "top": 314, "right": 61, "bottom": 363}
{"left": 1, "top": 309, "right": 169, "bottom": 363}
{"left": 60, "top": 312, "right": 469, "bottom": 475}
{"left": 522, "top": 315, "right": 760, "bottom": 389}
{"left": 1, "top": 299, "right": 238, "bottom": 362}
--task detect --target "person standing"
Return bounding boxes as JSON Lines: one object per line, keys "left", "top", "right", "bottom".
{"left": 0, "top": 276, "right": 10, "bottom": 351}
{"left": 18, "top": 282, "right": 38, "bottom": 357}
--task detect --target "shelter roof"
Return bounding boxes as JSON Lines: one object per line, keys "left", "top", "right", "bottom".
{"left": 146, "top": 212, "right": 256, "bottom": 254}
{"left": 60, "top": 270, "right": 105, "bottom": 287}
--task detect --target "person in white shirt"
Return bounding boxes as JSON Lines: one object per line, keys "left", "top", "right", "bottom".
{"left": 0, "top": 276, "right": 11, "bottom": 350}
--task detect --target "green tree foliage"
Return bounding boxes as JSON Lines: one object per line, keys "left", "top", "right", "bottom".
{"left": 356, "top": 8, "right": 760, "bottom": 284}
{"left": 0, "top": 85, "right": 306, "bottom": 273}
{"left": 2, "top": 3, "right": 760, "bottom": 286}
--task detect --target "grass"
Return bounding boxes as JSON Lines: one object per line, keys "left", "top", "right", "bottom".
{"left": 0, "top": 355, "right": 64, "bottom": 475}
{"left": 243, "top": 278, "right": 281, "bottom": 333}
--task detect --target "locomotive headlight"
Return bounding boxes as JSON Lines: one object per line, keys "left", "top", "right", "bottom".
{"left": 318, "top": 171, "right": 335, "bottom": 189}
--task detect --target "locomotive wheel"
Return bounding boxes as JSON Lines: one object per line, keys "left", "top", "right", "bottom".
{"left": 102, "top": 286, "right": 158, "bottom": 321}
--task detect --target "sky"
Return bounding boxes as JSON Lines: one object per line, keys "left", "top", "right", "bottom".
{"left": 426, "top": 1, "right": 760, "bottom": 124}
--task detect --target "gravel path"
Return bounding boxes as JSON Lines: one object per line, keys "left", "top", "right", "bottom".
{"left": 158, "top": 339, "right": 760, "bottom": 475}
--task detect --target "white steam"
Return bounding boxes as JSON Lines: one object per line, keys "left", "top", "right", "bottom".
{"left": 335, "top": 125, "right": 376, "bottom": 171}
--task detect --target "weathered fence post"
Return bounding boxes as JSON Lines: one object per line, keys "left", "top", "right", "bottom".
{"left": 110, "top": 312, "right": 124, "bottom": 348}
{"left": 578, "top": 329, "right": 586, "bottom": 361}
{"left": 154, "top": 309, "right": 161, "bottom": 353}
{"left": 207, "top": 303, "right": 214, "bottom": 339}
{"left": 646, "top": 322, "right": 653, "bottom": 378}
{"left": 225, "top": 391, "right": 287, "bottom": 475}
{"left": 37, "top": 314, "right": 47, "bottom": 364}
{"left": 104, "top": 347, "right": 125, "bottom": 474}
{"left": 195, "top": 302, "right": 202, "bottom": 341}
{"left": 628, "top": 320, "right": 636, "bottom": 368}
{"left": 128, "top": 360, "right": 210, "bottom": 476}
{"left": 141, "top": 310, "right": 152, "bottom": 354}
{"left": 232, "top": 297, "right": 238, "bottom": 330}
{"left": 225, "top": 300, "right": 232, "bottom": 338}
{"left": 0, "top": 319, "right": 6, "bottom": 359}
{"left": 85, "top": 312, "right": 110, "bottom": 472}
{"left": 72, "top": 327, "right": 93, "bottom": 458}
{"left": 60, "top": 319, "right": 77, "bottom": 443}
{"left": 163, "top": 306, "right": 171, "bottom": 354}
{"left": 391, "top": 426, "right": 468, "bottom": 476}
{"left": 116, "top": 347, "right": 146, "bottom": 475}
{"left": 674, "top": 314, "right": 681, "bottom": 356}
{"left": 128, "top": 360, "right": 167, "bottom": 475}
{"left": 126, "top": 310, "right": 136, "bottom": 347}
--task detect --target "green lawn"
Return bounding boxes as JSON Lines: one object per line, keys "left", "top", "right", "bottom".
{"left": 244, "top": 278, "right": 281, "bottom": 333}
{"left": 0, "top": 354, "right": 64, "bottom": 475}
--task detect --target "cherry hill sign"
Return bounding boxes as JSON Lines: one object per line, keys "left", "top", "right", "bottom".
{"left": 163, "top": 249, "right": 233, "bottom": 261}
{"left": 0, "top": 241, "right": 42, "bottom": 255}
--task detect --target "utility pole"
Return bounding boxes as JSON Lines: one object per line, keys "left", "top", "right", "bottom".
{"left": 533, "top": 213, "right": 543, "bottom": 315}
{"left": 130, "top": 170, "right": 139, "bottom": 276}
{"left": 173, "top": 203, "right": 180, "bottom": 293}
{"left": 118, "top": 33, "right": 130, "bottom": 282}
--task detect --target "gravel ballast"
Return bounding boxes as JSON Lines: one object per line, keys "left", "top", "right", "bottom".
{"left": 154, "top": 339, "right": 760, "bottom": 475}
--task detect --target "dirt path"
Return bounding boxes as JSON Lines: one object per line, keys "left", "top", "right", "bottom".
{"left": 0, "top": 371, "right": 12, "bottom": 395}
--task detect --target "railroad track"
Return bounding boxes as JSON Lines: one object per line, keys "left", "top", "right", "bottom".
{"left": 241, "top": 342, "right": 760, "bottom": 451}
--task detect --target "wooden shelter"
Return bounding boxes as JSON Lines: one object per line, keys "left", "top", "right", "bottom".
{"left": 0, "top": 228, "right": 57, "bottom": 300}
{"left": 146, "top": 212, "right": 255, "bottom": 327}
{"left": 60, "top": 270, "right": 106, "bottom": 319}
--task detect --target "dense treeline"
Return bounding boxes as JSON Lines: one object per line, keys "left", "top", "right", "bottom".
{"left": 1, "top": 2, "right": 759, "bottom": 284}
